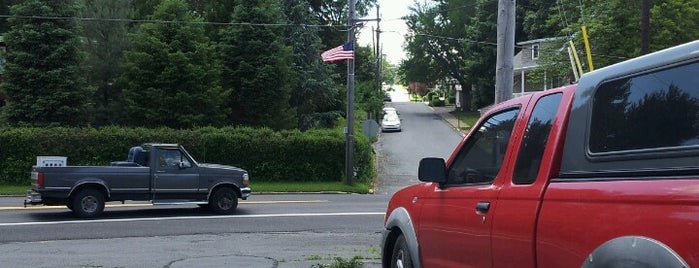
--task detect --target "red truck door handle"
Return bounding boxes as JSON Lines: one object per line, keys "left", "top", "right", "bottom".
{"left": 475, "top": 202, "right": 490, "bottom": 213}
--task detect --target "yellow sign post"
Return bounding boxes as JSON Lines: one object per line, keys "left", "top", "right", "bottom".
{"left": 582, "top": 26, "right": 594, "bottom": 72}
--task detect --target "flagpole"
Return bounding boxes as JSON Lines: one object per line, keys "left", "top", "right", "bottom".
{"left": 346, "top": 0, "right": 356, "bottom": 185}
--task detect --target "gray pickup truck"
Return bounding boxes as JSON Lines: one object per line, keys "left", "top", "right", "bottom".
{"left": 25, "top": 143, "right": 251, "bottom": 218}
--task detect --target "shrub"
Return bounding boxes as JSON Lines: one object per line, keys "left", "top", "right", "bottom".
{"left": 0, "top": 126, "right": 374, "bottom": 185}
{"left": 429, "top": 95, "right": 444, "bottom": 107}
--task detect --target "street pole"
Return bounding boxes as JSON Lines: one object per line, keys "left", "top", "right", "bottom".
{"left": 346, "top": 0, "right": 356, "bottom": 185}
{"left": 375, "top": 5, "right": 381, "bottom": 93}
{"left": 494, "top": 0, "right": 515, "bottom": 104}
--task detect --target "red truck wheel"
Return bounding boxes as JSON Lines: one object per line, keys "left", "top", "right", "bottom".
{"left": 391, "top": 234, "right": 413, "bottom": 268}
{"left": 209, "top": 187, "right": 238, "bottom": 214}
{"left": 71, "top": 189, "right": 105, "bottom": 218}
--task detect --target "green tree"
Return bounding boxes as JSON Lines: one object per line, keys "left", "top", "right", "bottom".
{"left": 523, "top": 0, "right": 699, "bottom": 73}
{"left": 284, "top": 0, "right": 342, "bottom": 130}
{"left": 401, "top": 2, "right": 444, "bottom": 86}
{"left": 402, "top": 0, "right": 488, "bottom": 110}
{"left": 81, "top": 0, "right": 134, "bottom": 126}
{"left": 309, "top": 0, "right": 377, "bottom": 49}
{"left": 184, "top": 0, "right": 237, "bottom": 42}
{"left": 1, "top": 0, "right": 93, "bottom": 126}
{"left": 462, "top": 0, "right": 498, "bottom": 109}
{"left": 649, "top": 0, "right": 699, "bottom": 51}
{"left": 0, "top": 0, "right": 20, "bottom": 33}
{"left": 121, "top": 0, "right": 226, "bottom": 128}
{"left": 131, "top": 0, "right": 161, "bottom": 19}
{"left": 354, "top": 45, "right": 384, "bottom": 120}
{"left": 220, "top": 0, "right": 296, "bottom": 129}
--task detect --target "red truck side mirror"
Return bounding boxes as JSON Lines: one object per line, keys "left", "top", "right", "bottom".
{"left": 418, "top": 157, "right": 447, "bottom": 184}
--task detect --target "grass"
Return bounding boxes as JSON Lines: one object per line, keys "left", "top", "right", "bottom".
{"left": 253, "top": 181, "right": 374, "bottom": 194}
{"left": 450, "top": 110, "right": 481, "bottom": 131}
{"left": 310, "top": 256, "right": 364, "bottom": 268}
{"left": 0, "top": 184, "right": 30, "bottom": 195}
{"left": 0, "top": 181, "right": 375, "bottom": 196}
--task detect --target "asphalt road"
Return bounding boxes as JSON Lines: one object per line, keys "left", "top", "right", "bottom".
{"left": 374, "top": 101, "right": 463, "bottom": 195}
{"left": 0, "top": 194, "right": 388, "bottom": 268}
{"left": 0, "top": 87, "right": 464, "bottom": 268}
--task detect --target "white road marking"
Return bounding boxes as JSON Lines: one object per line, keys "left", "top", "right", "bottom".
{"left": 0, "top": 212, "right": 386, "bottom": 227}
{"left": 0, "top": 200, "right": 327, "bottom": 211}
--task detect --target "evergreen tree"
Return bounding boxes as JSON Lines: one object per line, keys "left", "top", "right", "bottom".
{"left": 308, "top": 0, "right": 377, "bottom": 49}
{"left": 283, "top": 0, "right": 341, "bottom": 130}
{"left": 463, "top": 0, "right": 498, "bottom": 109}
{"left": 220, "top": 0, "right": 295, "bottom": 129}
{"left": 81, "top": 0, "right": 134, "bottom": 126}
{"left": 1, "top": 0, "right": 93, "bottom": 126}
{"left": 0, "top": 0, "right": 20, "bottom": 33}
{"left": 120, "top": 0, "right": 226, "bottom": 128}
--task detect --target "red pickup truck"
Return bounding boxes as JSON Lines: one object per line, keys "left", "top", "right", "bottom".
{"left": 381, "top": 40, "right": 699, "bottom": 268}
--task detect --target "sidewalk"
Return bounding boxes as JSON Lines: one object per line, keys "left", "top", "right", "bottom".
{"left": 429, "top": 104, "right": 468, "bottom": 136}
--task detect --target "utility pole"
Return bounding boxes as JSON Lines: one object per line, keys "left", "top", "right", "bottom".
{"left": 641, "top": 0, "right": 650, "bottom": 54}
{"left": 375, "top": 5, "right": 381, "bottom": 93}
{"left": 346, "top": 0, "right": 357, "bottom": 185}
{"left": 494, "top": 0, "right": 515, "bottom": 104}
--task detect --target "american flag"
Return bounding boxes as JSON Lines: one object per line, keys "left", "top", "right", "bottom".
{"left": 321, "top": 42, "right": 354, "bottom": 62}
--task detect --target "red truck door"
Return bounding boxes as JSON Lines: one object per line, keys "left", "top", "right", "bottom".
{"left": 489, "top": 90, "right": 571, "bottom": 267}
{"left": 418, "top": 107, "right": 520, "bottom": 267}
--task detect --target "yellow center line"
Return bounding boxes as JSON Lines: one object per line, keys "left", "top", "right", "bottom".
{"left": 0, "top": 200, "right": 327, "bottom": 211}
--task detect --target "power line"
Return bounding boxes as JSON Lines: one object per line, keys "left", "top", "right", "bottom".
{"left": 0, "top": 14, "right": 350, "bottom": 29}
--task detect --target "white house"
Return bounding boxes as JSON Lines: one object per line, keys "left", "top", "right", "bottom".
{"left": 513, "top": 37, "right": 570, "bottom": 97}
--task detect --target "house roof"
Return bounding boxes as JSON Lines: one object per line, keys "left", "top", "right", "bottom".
{"left": 516, "top": 37, "right": 561, "bottom": 46}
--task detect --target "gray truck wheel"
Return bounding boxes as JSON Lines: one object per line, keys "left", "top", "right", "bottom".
{"left": 391, "top": 234, "right": 413, "bottom": 268}
{"left": 209, "top": 187, "right": 238, "bottom": 214}
{"left": 71, "top": 189, "right": 105, "bottom": 218}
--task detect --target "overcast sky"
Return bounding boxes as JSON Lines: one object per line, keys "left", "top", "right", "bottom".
{"left": 357, "top": 0, "right": 411, "bottom": 64}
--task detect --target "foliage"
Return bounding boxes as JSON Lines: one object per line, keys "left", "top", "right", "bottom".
{"left": 309, "top": 0, "right": 377, "bottom": 49}
{"left": 0, "top": 0, "right": 384, "bottom": 131}
{"left": 402, "top": 0, "right": 699, "bottom": 110}
{"left": 1, "top": 0, "right": 94, "bottom": 126}
{"left": 0, "top": 126, "right": 375, "bottom": 185}
{"left": 0, "top": 0, "right": 20, "bottom": 33}
{"left": 401, "top": 0, "right": 498, "bottom": 111}
{"left": 284, "top": 0, "right": 342, "bottom": 131}
{"left": 310, "top": 256, "right": 364, "bottom": 268}
{"left": 220, "top": 0, "right": 296, "bottom": 130}
{"left": 352, "top": 46, "right": 385, "bottom": 121}
{"left": 81, "top": 0, "right": 134, "bottom": 126}
{"left": 120, "top": 0, "right": 227, "bottom": 128}
{"left": 650, "top": 0, "right": 699, "bottom": 51}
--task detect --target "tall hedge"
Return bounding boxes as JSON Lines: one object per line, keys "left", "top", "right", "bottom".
{"left": 0, "top": 127, "right": 374, "bottom": 185}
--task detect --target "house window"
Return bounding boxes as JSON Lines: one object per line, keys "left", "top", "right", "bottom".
{"left": 531, "top": 44, "right": 540, "bottom": 60}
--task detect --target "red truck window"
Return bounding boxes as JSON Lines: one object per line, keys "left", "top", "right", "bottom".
{"left": 513, "top": 93, "right": 563, "bottom": 184}
{"left": 447, "top": 108, "right": 519, "bottom": 184}
{"left": 590, "top": 61, "right": 699, "bottom": 153}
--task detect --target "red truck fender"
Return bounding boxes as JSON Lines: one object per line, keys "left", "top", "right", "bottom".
{"left": 381, "top": 207, "right": 422, "bottom": 268}
{"left": 581, "top": 236, "right": 689, "bottom": 268}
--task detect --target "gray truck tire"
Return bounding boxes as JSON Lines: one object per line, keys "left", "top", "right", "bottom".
{"left": 209, "top": 187, "right": 238, "bottom": 214}
{"left": 391, "top": 234, "right": 413, "bottom": 268}
{"left": 71, "top": 189, "right": 105, "bottom": 218}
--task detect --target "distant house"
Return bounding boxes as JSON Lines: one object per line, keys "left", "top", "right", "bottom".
{"left": 513, "top": 37, "right": 570, "bottom": 97}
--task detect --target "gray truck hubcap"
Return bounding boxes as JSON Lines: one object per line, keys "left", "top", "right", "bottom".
{"left": 81, "top": 196, "right": 98, "bottom": 213}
